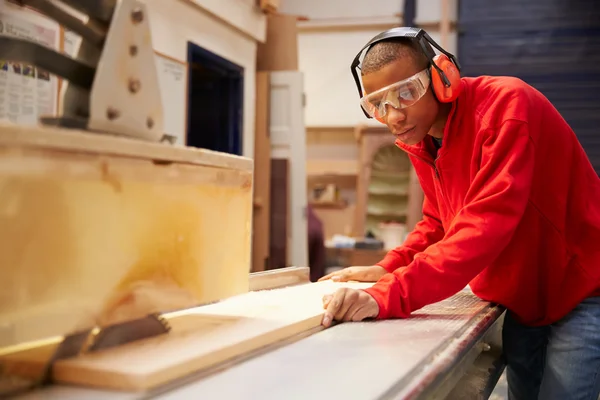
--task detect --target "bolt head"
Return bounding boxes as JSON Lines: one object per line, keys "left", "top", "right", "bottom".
{"left": 106, "top": 107, "right": 120, "bottom": 120}
{"left": 128, "top": 78, "right": 141, "bottom": 93}
{"left": 131, "top": 8, "right": 143, "bottom": 24}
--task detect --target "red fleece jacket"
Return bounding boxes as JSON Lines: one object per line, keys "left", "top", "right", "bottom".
{"left": 363, "top": 76, "right": 600, "bottom": 326}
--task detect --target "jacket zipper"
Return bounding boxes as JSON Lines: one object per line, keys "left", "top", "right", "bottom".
{"left": 433, "top": 155, "right": 452, "bottom": 215}
{"left": 403, "top": 148, "right": 453, "bottom": 216}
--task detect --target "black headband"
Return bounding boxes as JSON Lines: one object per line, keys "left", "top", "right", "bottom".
{"left": 350, "top": 27, "right": 461, "bottom": 118}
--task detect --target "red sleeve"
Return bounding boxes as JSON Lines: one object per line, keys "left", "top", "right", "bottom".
{"left": 376, "top": 195, "right": 444, "bottom": 273}
{"left": 365, "top": 120, "right": 535, "bottom": 319}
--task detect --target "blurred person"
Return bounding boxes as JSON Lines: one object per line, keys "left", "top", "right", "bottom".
{"left": 307, "top": 205, "right": 326, "bottom": 282}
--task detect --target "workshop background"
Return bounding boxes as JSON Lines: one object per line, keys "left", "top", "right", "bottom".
{"left": 0, "top": 0, "right": 598, "bottom": 398}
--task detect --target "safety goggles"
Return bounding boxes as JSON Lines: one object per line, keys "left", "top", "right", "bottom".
{"left": 359, "top": 69, "right": 431, "bottom": 120}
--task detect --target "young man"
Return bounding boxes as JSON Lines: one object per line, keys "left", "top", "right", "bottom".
{"left": 319, "top": 27, "right": 600, "bottom": 399}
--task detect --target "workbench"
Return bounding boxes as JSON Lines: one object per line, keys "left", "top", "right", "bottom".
{"left": 14, "top": 268, "right": 506, "bottom": 400}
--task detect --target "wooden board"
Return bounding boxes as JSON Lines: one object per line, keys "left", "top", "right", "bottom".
{"left": 51, "top": 281, "right": 374, "bottom": 391}
{"left": 248, "top": 266, "right": 309, "bottom": 291}
{"left": 251, "top": 72, "right": 271, "bottom": 272}
{"left": 0, "top": 122, "right": 254, "bottom": 349}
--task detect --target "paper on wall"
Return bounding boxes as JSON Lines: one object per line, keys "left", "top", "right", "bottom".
{"left": 0, "top": 1, "right": 60, "bottom": 125}
{"left": 155, "top": 53, "right": 188, "bottom": 146}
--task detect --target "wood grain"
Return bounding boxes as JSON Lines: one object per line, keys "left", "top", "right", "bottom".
{"left": 52, "top": 281, "right": 374, "bottom": 391}
{"left": 251, "top": 72, "right": 272, "bottom": 272}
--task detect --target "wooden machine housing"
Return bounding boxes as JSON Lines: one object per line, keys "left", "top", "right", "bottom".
{"left": 0, "top": 122, "right": 254, "bottom": 349}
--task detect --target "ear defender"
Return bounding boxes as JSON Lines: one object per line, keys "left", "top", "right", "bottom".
{"left": 351, "top": 27, "right": 463, "bottom": 119}
{"left": 430, "top": 54, "right": 462, "bottom": 103}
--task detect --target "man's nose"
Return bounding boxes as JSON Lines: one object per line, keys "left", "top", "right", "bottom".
{"left": 385, "top": 106, "right": 407, "bottom": 125}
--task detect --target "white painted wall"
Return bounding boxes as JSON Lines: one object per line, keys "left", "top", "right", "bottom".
{"left": 279, "top": 0, "right": 458, "bottom": 128}
{"left": 140, "top": 0, "right": 266, "bottom": 158}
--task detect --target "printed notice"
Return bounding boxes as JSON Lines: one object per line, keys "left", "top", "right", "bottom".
{"left": 155, "top": 53, "right": 188, "bottom": 145}
{"left": 0, "top": 2, "right": 60, "bottom": 124}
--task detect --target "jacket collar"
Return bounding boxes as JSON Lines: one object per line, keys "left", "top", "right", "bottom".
{"left": 394, "top": 99, "right": 459, "bottom": 164}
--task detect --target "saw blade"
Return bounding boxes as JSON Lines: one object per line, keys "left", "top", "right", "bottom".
{"left": 88, "top": 313, "right": 171, "bottom": 352}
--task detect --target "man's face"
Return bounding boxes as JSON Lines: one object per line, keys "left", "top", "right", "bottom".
{"left": 361, "top": 58, "right": 439, "bottom": 146}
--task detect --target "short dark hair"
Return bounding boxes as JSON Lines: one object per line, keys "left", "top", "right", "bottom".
{"left": 360, "top": 38, "right": 430, "bottom": 76}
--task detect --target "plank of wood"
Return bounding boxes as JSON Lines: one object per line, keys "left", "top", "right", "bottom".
{"left": 0, "top": 124, "right": 253, "bottom": 350}
{"left": 249, "top": 266, "right": 310, "bottom": 291}
{"left": 0, "top": 121, "right": 253, "bottom": 171}
{"left": 0, "top": 268, "right": 308, "bottom": 383}
{"left": 51, "top": 281, "right": 374, "bottom": 391}
{"left": 251, "top": 72, "right": 272, "bottom": 272}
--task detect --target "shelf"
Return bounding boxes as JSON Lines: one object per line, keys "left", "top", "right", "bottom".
{"left": 368, "top": 189, "right": 409, "bottom": 196}
{"left": 306, "top": 159, "right": 357, "bottom": 176}
{"left": 309, "top": 200, "right": 348, "bottom": 209}
{"left": 307, "top": 173, "right": 357, "bottom": 190}
{"left": 367, "top": 210, "right": 407, "bottom": 218}
{"left": 370, "top": 170, "right": 410, "bottom": 179}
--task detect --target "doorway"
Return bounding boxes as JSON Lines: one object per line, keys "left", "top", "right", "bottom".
{"left": 186, "top": 42, "right": 244, "bottom": 156}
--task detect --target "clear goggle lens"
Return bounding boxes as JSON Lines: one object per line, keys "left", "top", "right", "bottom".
{"left": 360, "top": 69, "right": 431, "bottom": 120}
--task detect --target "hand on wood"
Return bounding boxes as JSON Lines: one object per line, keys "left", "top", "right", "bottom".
{"left": 318, "top": 265, "right": 387, "bottom": 282}
{"left": 321, "top": 288, "right": 379, "bottom": 328}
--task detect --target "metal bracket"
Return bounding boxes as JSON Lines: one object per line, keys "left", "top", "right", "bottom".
{"left": 2, "top": 0, "right": 167, "bottom": 142}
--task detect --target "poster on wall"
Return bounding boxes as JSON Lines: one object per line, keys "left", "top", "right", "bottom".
{"left": 0, "top": 1, "right": 60, "bottom": 125}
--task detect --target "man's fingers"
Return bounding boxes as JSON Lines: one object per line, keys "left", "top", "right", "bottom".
{"left": 331, "top": 272, "right": 348, "bottom": 282}
{"left": 322, "top": 294, "right": 333, "bottom": 309}
{"left": 319, "top": 269, "right": 351, "bottom": 282}
{"left": 343, "top": 301, "right": 363, "bottom": 321}
{"left": 332, "top": 267, "right": 358, "bottom": 282}
{"left": 333, "top": 289, "right": 358, "bottom": 320}
{"left": 322, "top": 289, "right": 346, "bottom": 327}
{"left": 318, "top": 272, "right": 337, "bottom": 282}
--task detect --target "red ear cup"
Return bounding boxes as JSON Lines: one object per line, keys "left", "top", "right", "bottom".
{"left": 430, "top": 54, "right": 462, "bottom": 103}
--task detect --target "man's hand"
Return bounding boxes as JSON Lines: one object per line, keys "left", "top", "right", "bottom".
{"left": 318, "top": 265, "right": 387, "bottom": 283}
{"left": 321, "top": 288, "right": 379, "bottom": 328}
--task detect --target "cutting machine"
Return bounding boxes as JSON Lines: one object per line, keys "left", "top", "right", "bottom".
{"left": 0, "top": 1, "right": 507, "bottom": 399}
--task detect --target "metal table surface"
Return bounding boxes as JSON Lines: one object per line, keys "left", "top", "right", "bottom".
{"left": 15, "top": 290, "right": 504, "bottom": 400}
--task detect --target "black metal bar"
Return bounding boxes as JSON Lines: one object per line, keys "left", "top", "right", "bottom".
{"left": 17, "top": 0, "right": 107, "bottom": 47}
{"left": 88, "top": 314, "right": 170, "bottom": 352}
{"left": 0, "top": 37, "right": 96, "bottom": 89}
